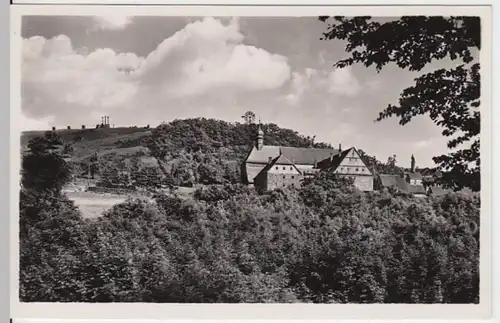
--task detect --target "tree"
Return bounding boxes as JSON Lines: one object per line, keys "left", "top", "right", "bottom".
{"left": 89, "top": 152, "right": 100, "bottom": 179}
{"left": 319, "top": 16, "right": 481, "bottom": 191}
{"left": 22, "top": 132, "right": 72, "bottom": 192}
{"left": 387, "top": 155, "right": 397, "bottom": 168}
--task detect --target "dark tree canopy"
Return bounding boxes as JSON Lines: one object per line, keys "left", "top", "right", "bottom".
{"left": 22, "top": 132, "right": 72, "bottom": 193}
{"left": 319, "top": 16, "right": 481, "bottom": 192}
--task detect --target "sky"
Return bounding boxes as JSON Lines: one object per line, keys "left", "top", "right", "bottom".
{"left": 20, "top": 15, "right": 465, "bottom": 168}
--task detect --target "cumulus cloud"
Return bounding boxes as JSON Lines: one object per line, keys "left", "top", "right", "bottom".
{"left": 22, "top": 34, "right": 141, "bottom": 121}
{"left": 327, "top": 66, "right": 361, "bottom": 97}
{"left": 282, "top": 66, "right": 361, "bottom": 106}
{"left": 136, "top": 17, "right": 290, "bottom": 97}
{"left": 19, "top": 113, "right": 54, "bottom": 132}
{"left": 284, "top": 68, "right": 317, "bottom": 105}
{"left": 94, "top": 16, "right": 133, "bottom": 30}
{"left": 21, "top": 17, "right": 292, "bottom": 128}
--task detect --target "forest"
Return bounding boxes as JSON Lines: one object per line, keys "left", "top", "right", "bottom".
{"left": 44, "top": 118, "right": 336, "bottom": 189}
{"left": 19, "top": 120, "right": 480, "bottom": 303}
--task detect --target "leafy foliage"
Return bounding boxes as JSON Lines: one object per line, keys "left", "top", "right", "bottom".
{"left": 21, "top": 131, "right": 72, "bottom": 193}
{"left": 20, "top": 169, "right": 479, "bottom": 303}
{"left": 319, "top": 16, "right": 481, "bottom": 191}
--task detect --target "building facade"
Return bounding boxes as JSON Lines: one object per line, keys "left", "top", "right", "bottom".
{"left": 242, "top": 125, "right": 374, "bottom": 192}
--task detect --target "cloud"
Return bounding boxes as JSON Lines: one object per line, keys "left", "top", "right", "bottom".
{"left": 414, "top": 140, "right": 431, "bottom": 149}
{"left": 22, "top": 34, "right": 141, "bottom": 121}
{"left": 19, "top": 113, "right": 54, "bottom": 132}
{"left": 284, "top": 68, "right": 317, "bottom": 105}
{"left": 94, "top": 16, "right": 133, "bottom": 30}
{"left": 282, "top": 65, "right": 361, "bottom": 106}
{"left": 136, "top": 17, "right": 290, "bottom": 97}
{"left": 327, "top": 66, "right": 361, "bottom": 97}
{"left": 21, "top": 18, "right": 292, "bottom": 128}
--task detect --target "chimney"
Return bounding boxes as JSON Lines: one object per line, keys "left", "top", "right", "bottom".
{"left": 81, "top": 125, "right": 86, "bottom": 130}
{"left": 411, "top": 154, "right": 416, "bottom": 173}
{"left": 314, "top": 159, "right": 317, "bottom": 168}
{"left": 268, "top": 156, "right": 272, "bottom": 164}
{"left": 339, "top": 143, "right": 342, "bottom": 152}
{"left": 67, "top": 125, "right": 71, "bottom": 130}
{"left": 52, "top": 126, "right": 56, "bottom": 131}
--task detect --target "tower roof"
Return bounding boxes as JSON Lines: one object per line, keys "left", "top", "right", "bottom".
{"left": 257, "top": 125, "right": 264, "bottom": 136}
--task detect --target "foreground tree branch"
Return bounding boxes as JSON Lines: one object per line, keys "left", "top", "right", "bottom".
{"left": 319, "top": 16, "right": 481, "bottom": 191}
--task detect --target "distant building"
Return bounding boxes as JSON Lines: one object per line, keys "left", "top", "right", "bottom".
{"left": 242, "top": 125, "right": 374, "bottom": 191}
{"left": 378, "top": 173, "right": 427, "bottom": 197}
{"left": 378, "top": 155, "right": 431, "bottom": 197}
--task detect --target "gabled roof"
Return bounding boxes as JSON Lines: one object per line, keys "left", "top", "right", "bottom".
{"left": 405, "top": 172, "right": 423, "bottom": 180}
{"left": 379, "top": 174, "right": 427, "bottom": 195}
{"left": 316, "top": 147, "right": 374, "bottom": 176}
{"left": 245, "top": 145, "right": 339, "bottom": 165}
{"left": 316, "top": 148, "right": 351, "bottom": 170}
{"left": 273, "top": 152, "right": 294, "bottom": 165}
{"left": 257, "top": 153, "right": 302, "bottom": 176}
{"left": 379, "top": 174, "right": 409, "bottom": 190}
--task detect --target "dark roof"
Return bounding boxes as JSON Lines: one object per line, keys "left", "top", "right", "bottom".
{"left": 245, "top": 145, "right": 339, "bottom": 165}
{"left": 274, "top": 153, "right": 294, "bottom": 165}
{"left": 378, "top": 174, "right": 427, "bottom": 195}
{"left": 256, "top": 154, "right": 302, "bottom": 177}
{"left": 316, "top": 148, "right": 352, "bottom": 170}
{"left": 407, "top": 185, "right": 427, "bottom": 195}
{"left": 419, "top": 168, "right": 443, "bottom": 178}
{"left": 379, "top": 174, "right": 408, "bottom": 190}
{"left": 405, "top": 172, "right": 423, "bottom": 180}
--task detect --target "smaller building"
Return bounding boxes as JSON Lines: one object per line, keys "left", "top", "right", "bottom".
{"left": 254, "top": 154, "right": 303, "bottom": 191}
{"left": 316, "top": 147, "right": 374, "bottom": 192}
{"left": 404, "top": 172, "right": 423, "bottom": 186}
{"left": 378, "top": 173, "right": 427, "bottom": 197}
{"left": 243, "top": 124, "right": 374, "bottom": 192}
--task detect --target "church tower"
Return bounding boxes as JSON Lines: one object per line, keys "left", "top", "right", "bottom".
{"left": 411, "top": 154, "right": 416, "bottom": 173}
{"left": 256, "top": 124, "right": 264, "bottom": 150}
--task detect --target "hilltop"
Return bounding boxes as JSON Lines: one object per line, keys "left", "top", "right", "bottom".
{"left": 21, "top": 118, "right": 333, "bottom": 187}
{"left": 21, "top": 126, "right": 152, "bottom": 158}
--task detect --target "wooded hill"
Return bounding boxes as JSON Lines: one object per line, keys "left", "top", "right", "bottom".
{"left": 21, "top": 118, "right": 340, "bottom": 188}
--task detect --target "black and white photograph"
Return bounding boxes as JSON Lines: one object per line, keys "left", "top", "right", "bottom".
{"left": 11, "top": 4, "right": 492, "bottom": 319}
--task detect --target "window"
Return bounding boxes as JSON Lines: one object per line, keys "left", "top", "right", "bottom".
{"left": 275, "top": 166, "right": 278, "bottom": 170}
{"left": 356, "top": 168, "right": 359, "bottom": 172}
{"left": 283, "top": 183, "right": 286, "bottom": 187}
{"left": 291, "top": 176, "right": 295, "bottom": 179}
{"left": 283, "top": 166, "right": 286, "bottom": 170}
{"left": 290, "top": 167, "right": 293, "bottom": 170}
{"left": 283, "top": 175, "right": 286, "bottom": 179}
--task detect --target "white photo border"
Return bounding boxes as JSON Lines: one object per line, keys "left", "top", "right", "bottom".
{"left": 9, "top": 4, "right": 494, "bottom": 320}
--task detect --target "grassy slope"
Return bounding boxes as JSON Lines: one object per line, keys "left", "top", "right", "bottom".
{"left": 21, "top": 127, "right": 152, "bottom": 161}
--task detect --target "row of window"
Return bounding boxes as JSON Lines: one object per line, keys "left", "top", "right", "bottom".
{"left": 276, "top": 166, "right": 294, "bottom": 171}
{"left": 340, "top": 167, "right": 366, "bottom": 173}
{"left": 273, "top": 165, "right": 366, "bottom": 173}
